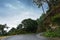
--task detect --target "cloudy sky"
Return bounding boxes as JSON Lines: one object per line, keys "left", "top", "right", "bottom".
{"left": 0, "top": 0, "right": 48, "bottom": 31}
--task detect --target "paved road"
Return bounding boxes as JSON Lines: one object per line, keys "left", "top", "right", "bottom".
{"left": 2, "top": 34, "right": 48, "bottom": 40}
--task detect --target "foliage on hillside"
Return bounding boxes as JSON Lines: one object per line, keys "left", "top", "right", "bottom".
{"left": 33, "top": 0, "right": 60, "bottom": 37}
{"left": 0, "top": 0, "right": 60, "bottom": 37}
{"left": 52, "top": 14, "right": 60, "bottom": 26}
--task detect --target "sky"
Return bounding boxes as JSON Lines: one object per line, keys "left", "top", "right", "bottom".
{"left": 0, "top": 0, "right": 48, "bottom": 31}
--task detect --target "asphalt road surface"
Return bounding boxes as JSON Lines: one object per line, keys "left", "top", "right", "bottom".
{"left": 2, "top": 34, "right": 48, "bottom": 40}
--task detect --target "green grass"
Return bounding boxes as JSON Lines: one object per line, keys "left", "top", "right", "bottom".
{"left": 43, "top": 29, "right": 60, "bottom": 37}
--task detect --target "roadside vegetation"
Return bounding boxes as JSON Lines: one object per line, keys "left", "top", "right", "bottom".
{"left": 0, "top": 19, "right": 38, "bottom": 36}
{"left": 0, "top": 0, "right": 60, "bottom": 38}
{"left": 33, "top": 0, "right": 60, "bottom": 37}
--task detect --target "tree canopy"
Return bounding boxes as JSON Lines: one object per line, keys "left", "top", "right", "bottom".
{"left": 33, "top": 0, "right": 60, "bottom": 11}
{"left": 17, "top": 24, "right": 22, "bottom": 30}
{"left": 22, "top": 18, "right": 38, "bottom": 33}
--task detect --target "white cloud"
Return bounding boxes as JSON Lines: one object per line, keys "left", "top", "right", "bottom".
{"left": 0, "top": 8, "right": 41, "bottom": 27}
{"left": 5, "top": 3, "right": 18, "bottom": 9}
{"left": 0, "top": 0, "right": 43, "bottom": 31}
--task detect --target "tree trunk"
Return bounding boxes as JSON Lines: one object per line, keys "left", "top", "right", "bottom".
{"left": 41, "top": 5, "right": 45, "bottom": 14}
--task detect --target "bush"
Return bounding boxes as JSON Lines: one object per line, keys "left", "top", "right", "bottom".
{"left": 16, "top": 30, "right": 27, "bottom": 34}
{"left": 52, "top": 13, "right": 60, "bottom": 25}
{"left": 43, "top": 29, "right": 60, "bottom": 37}
{"left": 44, "top": 31, "right": 57, "bottom": 37}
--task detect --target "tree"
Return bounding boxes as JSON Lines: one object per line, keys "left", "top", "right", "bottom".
{"left": 33, "top": 0, "right": 50, "bottom": 8}
{"left": 33, "top": 0, "right": 45, "bottom": 14}
{"left": 33, "top": 0, "right": 59, "bottom": 12}
{"left": 17, "top": 24, "right": 22, "bottom": 30}
{"left": 37, "top": 14, "right": 46, "bottom": 32}
{"left": 21, "top": 18, "right": 38, "bottom": 33}
{"left": 8, "top": 28, "right": 16, "bottom": 35}
{"left": 0, "top": 24, "right": 7, "bottom": 35}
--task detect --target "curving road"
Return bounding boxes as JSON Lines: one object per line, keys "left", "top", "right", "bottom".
{"left": 2, "top": 34, "right": 48, "bottom": 40}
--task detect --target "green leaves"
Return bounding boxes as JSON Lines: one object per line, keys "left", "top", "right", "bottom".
{"left": 51, "top": 14, "right": 60, "bottom": 25}
{"left": 17, "top": 24, "right": 22, "bottom": 29}
{"left": 21, "top": 18, "right": 38, "bottom": 33}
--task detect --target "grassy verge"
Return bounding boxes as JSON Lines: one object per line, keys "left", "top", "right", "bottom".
{"left": 43, "top": 30, "right": 60, "bottom": 37}
{"left": 0, "top": 36, "right": 9, "bottom": 40}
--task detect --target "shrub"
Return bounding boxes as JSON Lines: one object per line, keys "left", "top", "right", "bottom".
{"left": 52, "top": 13, "right": 60, "bottom": 25}
{"left": 43, "top": 29, "right": 60, "bottom": 37}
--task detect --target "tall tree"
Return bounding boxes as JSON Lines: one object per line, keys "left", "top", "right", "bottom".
{"left": 33, "top": 0, "right": 58, "bottom": 11}
{"left": 0, "top": 24, "right": 7, "bottom": 35}
{"left": 22, "top": 18, "right": 38, "bottom": 33}
{"left": 33, "top": 0, "right": 45, "bottom": 14}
